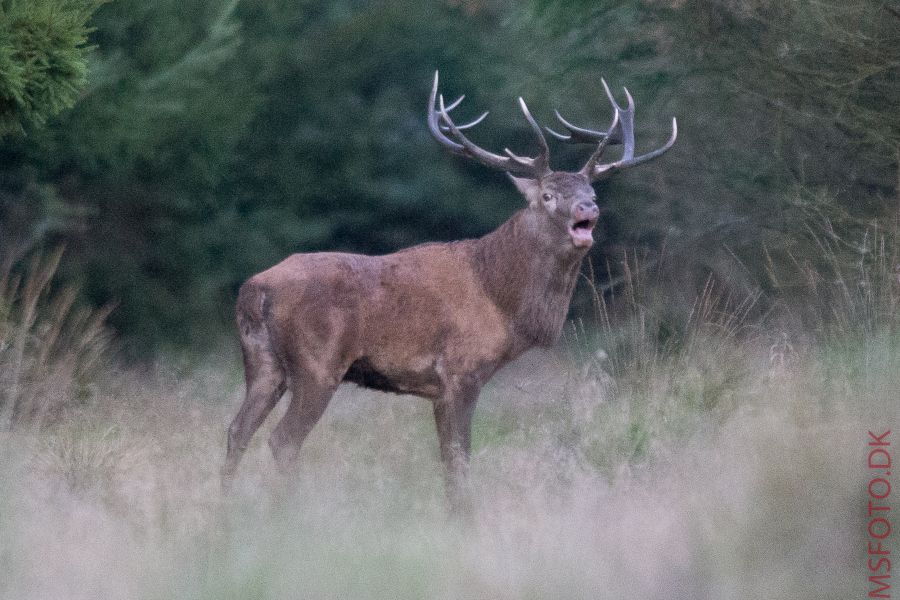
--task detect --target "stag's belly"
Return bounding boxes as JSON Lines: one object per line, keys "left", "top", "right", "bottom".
{"left": 342, "top": 356, "right": 443, "bottom": 398}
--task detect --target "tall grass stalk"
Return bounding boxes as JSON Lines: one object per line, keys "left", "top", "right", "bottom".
{"left": 0, "top": 248, "right": 112, "bottom": 429}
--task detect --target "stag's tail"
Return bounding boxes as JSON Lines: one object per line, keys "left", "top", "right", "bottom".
{"left": 235, "top": 278, "right": 287, "bottom": 377}
{"left": 235, "top": 279, "right": 269, "bottom": 339}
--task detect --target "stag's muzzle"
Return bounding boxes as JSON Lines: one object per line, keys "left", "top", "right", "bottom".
{"left": 569, "top": 201, "right": 600, "bottom": 247}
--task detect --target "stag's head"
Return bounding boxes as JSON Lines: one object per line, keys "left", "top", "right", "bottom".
{"left": 428, "top": 72, "right": 677, "bottom": 252}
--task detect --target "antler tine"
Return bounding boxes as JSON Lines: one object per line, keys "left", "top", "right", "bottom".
{"left": 427, "top": 70, "right": 552, "bottom": 179}
{"left": 601, "top": 78, "right": 621, "bottom": 112}
{"left": 439, "top": 109, "right": 488, "bottom": 132}
{"left": 598, "top": 78, "right": 634, "bottom": 155}
{"left": 436, "top": 94, "right": 489, "bottom": 131}
{"left": 592, "top": 117, "right": 677, "bottom": 180}
{"left": 546, "top": 109, "right": 616, "bottom": 145}
{"left": 578, "top": 109, "right": 620, "bottom": 177}
{"left": 515, "top": 97, "right": 550, "bottom": 175}
{"left": 428, "top": 72, "right": 467, "bottom": 156}
{"left": 438, "top": 94, "right": 520, "bottom": 172}
{"left": 618, "top": 85, "right": 636, "bottom": 160}
{"left": 444, "top": 94, "right": 465, "bottom": 112}
{"left": 579, "top": 77, "right": 677, "bottom": 181}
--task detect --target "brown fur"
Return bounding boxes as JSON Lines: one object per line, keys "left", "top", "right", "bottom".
{"left": 223, "top": 168, "right": 602, "bottom": 509}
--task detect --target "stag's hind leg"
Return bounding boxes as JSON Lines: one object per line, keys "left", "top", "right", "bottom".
{"left": 223, "top": 316, "right": 286, "bottom": 488}
{"left": 268, "top": 371, "right": 337, "bottom": 474}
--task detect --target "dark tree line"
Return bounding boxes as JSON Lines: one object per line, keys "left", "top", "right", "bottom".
{"left": 1, "top": 0, "right": 897, "bottom": 351}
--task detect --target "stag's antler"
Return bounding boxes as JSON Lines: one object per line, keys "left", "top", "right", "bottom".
{"left": 550, "top": 78, "right": 677, "bottom": 181}
{"left": 428, "top": 71, "right": 551, "bottom": 179}
{"left": 545, "top": 107, "right": 620, "bottom": 146}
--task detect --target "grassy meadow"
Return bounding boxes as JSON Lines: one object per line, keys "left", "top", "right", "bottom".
{"left": 1, "top": 241, "right": 896, "bottom": 600}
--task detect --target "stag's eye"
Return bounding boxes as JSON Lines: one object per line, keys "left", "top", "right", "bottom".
{"left": 539, "top": 192, "right": 558, "bottom": 212}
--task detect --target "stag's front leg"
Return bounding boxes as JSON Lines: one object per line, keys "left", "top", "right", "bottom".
{"left": 433, "top": 377, "right": 480, "bottom": 512}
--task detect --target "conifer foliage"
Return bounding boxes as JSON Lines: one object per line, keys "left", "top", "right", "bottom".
{"left": 0, "top": 0, "right": 105, "bottom": 135}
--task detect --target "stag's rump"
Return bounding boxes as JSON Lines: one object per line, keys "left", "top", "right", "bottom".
{"left": 237, "top": 252, "right": 373, "bottom": 386}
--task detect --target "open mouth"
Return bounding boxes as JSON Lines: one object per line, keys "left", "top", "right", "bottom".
{"left": 568, "top": 217, "right": 597, "bottom": 247}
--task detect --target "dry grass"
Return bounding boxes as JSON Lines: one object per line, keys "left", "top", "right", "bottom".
{"left": 0, "top": 231, "right": 896, "bottom": 599}
{"left": 0, "top": 248, "right": 112, "bottom": 429}
{"left": 0, "top": 333, "right": 893, "bottom": 599}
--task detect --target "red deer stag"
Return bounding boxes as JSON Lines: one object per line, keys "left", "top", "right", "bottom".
{"left": 223, "top": 72, "right": 676, "bottom": 506}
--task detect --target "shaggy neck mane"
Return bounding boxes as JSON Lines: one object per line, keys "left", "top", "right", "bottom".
{"left": 472, "top": 210, "right": 584, "bottom": 349}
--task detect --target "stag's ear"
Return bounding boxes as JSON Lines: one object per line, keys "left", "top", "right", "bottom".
{"left": 508, "top": 174, "right": 542, "bottom": 207}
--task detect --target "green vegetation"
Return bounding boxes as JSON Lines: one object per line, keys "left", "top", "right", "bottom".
{"left": 0, "top": 0, "right": 105, "bottom": 135}
{"left": 0, "top": 0, "right": 896, "bottom": 350}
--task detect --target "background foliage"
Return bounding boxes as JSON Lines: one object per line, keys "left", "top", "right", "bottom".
{"left": 0, "top": 0, "right": 105, "bottom": 135}
{"left": 0, "top": 0, "right": 898, "bottom": 351}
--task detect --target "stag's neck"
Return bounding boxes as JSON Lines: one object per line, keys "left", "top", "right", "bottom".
{"left": 472, "top": 210, "right": 584, "bottom": 350}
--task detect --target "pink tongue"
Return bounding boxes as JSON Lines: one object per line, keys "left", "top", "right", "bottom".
{"left": 572, "top": 227, "right": 593, "bottom": 245}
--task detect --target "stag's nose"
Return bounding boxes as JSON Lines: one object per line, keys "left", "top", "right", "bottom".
{"left": 574, "top": 201, "right": 600, "bottom": 221}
